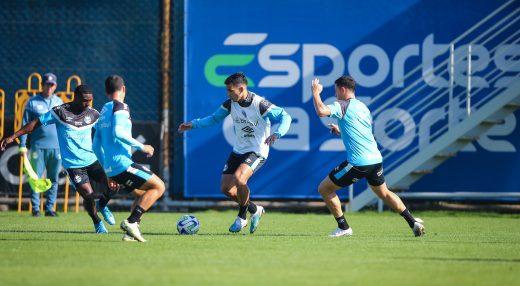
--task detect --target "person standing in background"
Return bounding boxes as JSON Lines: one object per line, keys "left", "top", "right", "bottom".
{"left": 19, "top": 73, "right": 63, "bottom": 217}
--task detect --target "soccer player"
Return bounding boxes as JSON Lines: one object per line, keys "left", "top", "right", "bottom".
{"left": 93, "top": 75, "right": 165, "bottom": 242}
{"left": 19, "top": 73, "right": 63, "bottom": 217}
{"left": 178, "top": 72, "right": 292, "bottom": 234}
{"left": 311, "top": 76, "right": 425, "bottom": 237}
{"left": 0, "top": 85, "right": 117, "bottom": 233}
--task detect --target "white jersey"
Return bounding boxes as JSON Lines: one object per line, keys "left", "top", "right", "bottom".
{"left": 229, "top": 92, "right": 271, "bottom": 158}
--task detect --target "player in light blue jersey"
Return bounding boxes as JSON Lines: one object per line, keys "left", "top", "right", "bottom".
{"left": 311, "top": 76, "right": 425, "bottom": 237}
{"left": 1, "top": 85, "right": 116, "bottom": 234}
{"left": 178, "top": 72, "right": 292, "bottom": 234}
{"left": 93, "top": 75, "right": 165, "bottom": 242}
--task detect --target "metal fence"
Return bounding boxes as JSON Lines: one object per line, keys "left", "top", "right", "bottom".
{"left": 0, "top": 0, "right": 161, "bottom": 121}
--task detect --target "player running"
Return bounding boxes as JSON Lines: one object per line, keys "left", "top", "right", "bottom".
{"left": 311, "top": 76, "right": 425, "bottom": 237}
{"left": 178, "top": 72, "right": 292, "bottom": 234}
{"left": 0, "top": 85, "right": 117, "bottom": 233}
{"left": 93, "top": 75, "right": 165, "bottom": 242}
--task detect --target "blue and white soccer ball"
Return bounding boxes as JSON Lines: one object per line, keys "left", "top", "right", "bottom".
{"left": 176, "top": 215, "right": 200, "bottom": 235}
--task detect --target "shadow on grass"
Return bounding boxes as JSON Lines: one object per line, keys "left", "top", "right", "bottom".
{"left": 0, "top": 229, "right": 92, "bottom": 234}
{"left": 143, "top": 232, "right": 318, "bottom": 237}
{"left": 396, "top": 256, "right": 520, "bottom": 263}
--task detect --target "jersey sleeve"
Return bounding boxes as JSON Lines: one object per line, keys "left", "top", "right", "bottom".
{"left": 38, "top": 110, "right": 57, "bottom": 126}
{"left": 264, "top": 105, "right": 292, "bottom": 138}
{"left": 92, "top": 127, "right": 105, "bottom": 166}
{"left": 113, "top": 110, "right": 144, "bottom": 151}
{"left": 326, "top": 101, "right": 344, "bottom": 119}
{"left": 191, "top": 100, "right": 230, "bottom": 129}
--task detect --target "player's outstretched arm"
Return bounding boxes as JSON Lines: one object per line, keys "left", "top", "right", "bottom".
{"left": 0, "top": 119, "right": 41, "bottom": 151}
{"left": 311, "top": 78, "right": 331, "bottom": 117}
{"left": 181, "top": 103, "right": 231, "bottom": 133}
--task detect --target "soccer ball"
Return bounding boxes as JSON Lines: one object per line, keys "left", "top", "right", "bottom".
{"left": 176, "top": 215, "right": 200, "bottom": 235}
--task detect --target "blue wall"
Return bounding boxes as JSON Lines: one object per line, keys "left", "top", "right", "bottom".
{"left": 184, "top": 0, "right": 520, "bottom": 199}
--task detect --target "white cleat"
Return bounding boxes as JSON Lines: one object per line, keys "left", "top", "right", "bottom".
{"left": 413, "top": 218, "right": 425, "bottom": 237}
{"left": 120, "top": 220, "right": 146, "bottom": 242}
{"left": 328, "top": 227, "right": 353, "bottom": 237}
{"left": 229, "top": 216, "right": 248, "bottom": 233}
{"left": 122, "top": 233, "right": 137, "bottom": 242}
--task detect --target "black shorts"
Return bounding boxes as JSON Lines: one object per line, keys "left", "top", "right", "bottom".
{"left": 222, "top": 152, "right": 266, "bottom": 175}
{"left": 67, "top": 161, "right": 108, "bottom": 190}
{"left": 110, "top": 163, "right": 154, "bottom": 191}
{"left": 328, "top": 161, "right": 385, "bottom": 188}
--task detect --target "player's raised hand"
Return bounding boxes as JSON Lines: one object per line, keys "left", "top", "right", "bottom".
{"left": 142, "top": 144, "right": 154, "bottom": 157}
{"left": 312, "top": 78, "right": 323, "bottom": 95}
{"left": 328, "top": 124, "right": 341, "bottom": 136}
{"left": 264, "top": 133, "right": 278, "bottom": 146}
{"left": 178, "top": 122, "right": 193, "bottom": 133}
{"left": 0, "top": 136, "right": 14, "bottom": 151}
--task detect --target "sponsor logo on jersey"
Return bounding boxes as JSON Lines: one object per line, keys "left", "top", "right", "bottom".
{"left": 241, "top": 126, "right": 255, "bottom": 137}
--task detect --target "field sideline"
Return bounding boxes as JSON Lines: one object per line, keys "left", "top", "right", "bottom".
{"left": 1, "top": 210, "right": 519, "bottom": 286}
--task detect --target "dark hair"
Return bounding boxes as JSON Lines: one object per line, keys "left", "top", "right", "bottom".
{"left": 224, "top": 72, "right": 248, "bottom": 86}
{"left": 105, "top": 75, "right": 125, "bottom": 94}
{"left": 334, "top": 76, "right": 356, "bottom": 92}
{"left": 74, "top": 84, "right": 93, "bottom": 99}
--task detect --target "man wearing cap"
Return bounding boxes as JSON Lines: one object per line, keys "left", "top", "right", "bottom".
{"left": 19, "top": 73, "right": 64, "bottom": 217}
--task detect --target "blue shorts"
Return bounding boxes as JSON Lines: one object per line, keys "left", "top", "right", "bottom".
{"left": 110, "top": 163, "right": 153, "bottom": 191}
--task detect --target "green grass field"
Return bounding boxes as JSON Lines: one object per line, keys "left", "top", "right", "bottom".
{"left": 1, "top": 210, "right": 519, "bottom": 286}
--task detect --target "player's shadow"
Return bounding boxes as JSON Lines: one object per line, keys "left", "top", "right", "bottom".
{"left": 396, "top": 256, "right": 520, "bottom": 263}
{"left": 0, "top": 229, "right": 93, "bottom": 234}
{"left": 172, "top": 233, "right": 318, "bottom": 237}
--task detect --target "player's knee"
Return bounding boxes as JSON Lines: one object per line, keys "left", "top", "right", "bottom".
{"left": 233, "top": 174, "right": 248, "bottom": 187}
{"left": 154, "top": 178, "right": 166, "bottom": 196}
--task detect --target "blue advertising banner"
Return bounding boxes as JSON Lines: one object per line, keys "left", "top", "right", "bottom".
{"left": 184, "top": 0, "right": 519, "bottom": 199}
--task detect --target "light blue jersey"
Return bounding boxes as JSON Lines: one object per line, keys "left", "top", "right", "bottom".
{"left": 327, "top": 98, "right": 382, "bottom": 166}
{"left": 93, "top": 100, "right": 144, "bottom": 177}
{"left": 38, "top": 104, "right": 99, "bottom": 169}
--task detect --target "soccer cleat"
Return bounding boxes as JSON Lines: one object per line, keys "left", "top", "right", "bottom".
{"left": 96, "top": 201, "right": 116, "bottom": 225}
{"left": 122, "top": 232, "right": 137, "bottom": 242}
{"left": 249, "top": 205, "right": 265, "bottom": 234}
{"left": 120, "top": 220, "right": 146, "bottom": 242}
{"left": 229, "top": 216, "right": 248, "bottom": 233}
{"left": 413, "top": 218, "right": 425, "bottom": 237}
{"left": 95, "top": 221, "right": 108, "bottom": 234}
{"left": 328, "top": 227, "right": 353, "bottom": 237}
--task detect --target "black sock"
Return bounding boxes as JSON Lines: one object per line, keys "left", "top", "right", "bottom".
{"left": 335, "top": 214, "right": 350, "bottom": 230}
{"left": 238, "top": 205, "right": 248, "bottom": 220}
{"left": 400, "top": 209, "right": 416, "bottom": 228}
{"left": 247, "top": 202, "right": 257, "bottom": 214}
{"left": 128, "top": 205, "right": 146, "bottom": 223}
{"left": 98, "top": 198, "right": 109, "bottom": 209}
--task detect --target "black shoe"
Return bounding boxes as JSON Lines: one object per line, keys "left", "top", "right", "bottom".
{"left": 32, "top": 210, "right": 40, "bottom": 217}
{"left": 45, "top": 211, "right": 58, "bottom": 217}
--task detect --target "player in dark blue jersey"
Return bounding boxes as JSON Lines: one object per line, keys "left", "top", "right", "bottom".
{"left": 1, "top": 85, "right": 117, "bottom": 233}
{"left": 93, "top": 75, "right": 165, "bottom": 242}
